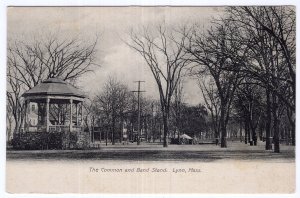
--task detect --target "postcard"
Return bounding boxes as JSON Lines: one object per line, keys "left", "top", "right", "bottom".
{"left": 5, "top": 6, "right": 295, "bottom": 194}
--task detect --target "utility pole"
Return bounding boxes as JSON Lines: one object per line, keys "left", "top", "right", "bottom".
{"left": 132, "top": 81, "right": 145, "bottom": 145}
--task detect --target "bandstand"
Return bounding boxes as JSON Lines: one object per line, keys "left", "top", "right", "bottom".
{"left": 15, "top": 78, "right": 88, "bottom": 149}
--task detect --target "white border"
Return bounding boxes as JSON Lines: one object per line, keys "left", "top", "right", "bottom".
{"left": 0, "top": 1, "right": 299, "bottom": 198}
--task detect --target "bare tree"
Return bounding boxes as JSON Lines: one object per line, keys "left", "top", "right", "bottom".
{"left": 7, "top": 35, "right": 99, "bottom": 88}
{"left": 7, "top": 34, "right": 99, "bottom": 135}
{"left": 185, "top": 21, "right": 245, "bottom": 148}
{"left": 226, "top": 6, "right": 296, "bottom": 151}
{"left": 6, "top": 97, "right": 14, "bottom": 142}
{"left": 198, "top": 77, "right": 221, "bottom": 143}
{"left": 95, "top": 77, "right": 131, "bottom": 145}
{"left": 234, "top": 79, "right": 264, "bottom": 146}
{"left": 6, "top": 64, "right": 26, "bottom": 134}
{"left": 240, "top": 7, "right": 295, "bottom": 98}
{"left": 126, "top": 25, "right": 190, "bottom": 147}
{"left": 82, "top": 98, "right": 99, "bottom": 144}
{"left": 171, "top": 79, "right": 185, "bottom": 143}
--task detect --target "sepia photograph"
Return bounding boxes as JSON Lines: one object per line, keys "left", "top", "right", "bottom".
{"left": 4, "top": 3, "right": 296, "bottom": 195}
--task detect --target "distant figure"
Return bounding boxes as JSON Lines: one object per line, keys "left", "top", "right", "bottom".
{"left": 215, "top": 138, "right": 219, "bottom": 145}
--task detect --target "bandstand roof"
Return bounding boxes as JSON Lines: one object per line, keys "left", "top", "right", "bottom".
{"left": 22, "top": 78, "right": 85, "bottom": 98}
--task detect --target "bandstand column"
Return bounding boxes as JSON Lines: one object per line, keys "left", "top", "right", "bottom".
{"left": 46, "top": 98, "right": 50, "bottom": 132}
{"left": 76, "top": 103, "right": 79, "bottom": 126}
{"left": 81, "top": 102, "right": 83, "bottom": 126}
{"left": 23, "top": 99, "right": 29, "bottom": 132}
{"left": 70, "top": 99, "right": 73, "bottom": 132}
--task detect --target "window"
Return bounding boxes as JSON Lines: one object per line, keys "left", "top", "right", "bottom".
{"left": 32, "top": 104, "right": 35, "bottom": 112}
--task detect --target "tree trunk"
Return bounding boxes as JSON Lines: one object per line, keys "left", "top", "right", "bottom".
{"left": 220, "top": 106, "right": 227, "bottom": 148}
{"left": 131, "top": 122, "right": 134, "bottom": 142}
{"left": 162, "top": 115, "right": 168, "bottom": 147}
{"left": 159, "top": 121, "right": 162, "bottom": 143}
{"left": 265, "top": 87, "right": 272, "bottom": 150}
{"left": 173, "top": 128, "right": 176, "bottom": 139}
{"left": 91, "top": 126, "right": 94, "bottom": 143}
{"left": 177, "top": 128, "right": 181, "bottom": 145}
{"left": 112, "top": 116, "right": 115, "bottom": 145}
{"left": 248, "top": 121, "right": 252, "bottom": 146}
{"left": 291, "top": 123, "right": 295, "bottom": 146}
{"left": 259, "top": 121, "right": 264, "bottom": 141}
{"left": 287, "top": 109, "right": 295, "bottom": 146}
{"left": 92, "top": 116, "right": 95, "bottom": 143}
{"left": 250, "top": 120, "right": 257, "bottom": 146}
{"left": 285, "top": 127, "right": 289, "bottom": 145}
{"left": 220, "top": 127, "right": 227, "bottom": 148}
{"left": 105, "top": 127, "right": 108, "bottom": 146}
{"left": 251, "top": 127, "right": 257, "bottom": 146}
{"left": 244, "top": 120, "right": 249, "bottom": 144}
{"left": 7, "top": 116, "right": 13, "bottom": 143}
{"left": 152, "top": 117, "right": 155, "bottom": 143}
{"left": 272, "top": 93, "right": 280, "bottom": 153}
{"left": 99, "top": 127, "right": 101, "bottom": 143}
{"left": 111, "top": 126, "right": 115, "bottom": 145}
{"left": 145, "top": 118, "right": 148, "bottom": 142}
{"left": 239, "top": 121, "right": 243, "bottom": 142}
{"left": 120, "top": 117, "right": 123, "bottom": 143}
{"left": 214, "top": 126, "right": 219, "bottom": 146}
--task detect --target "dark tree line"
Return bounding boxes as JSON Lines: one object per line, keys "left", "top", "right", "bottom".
{"left": 83, "top": 76, "right": 209, "bottom": 146}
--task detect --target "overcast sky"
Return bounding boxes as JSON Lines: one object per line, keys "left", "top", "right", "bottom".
{"left": 7, "top": 7, "right": 222, "bottom": 105}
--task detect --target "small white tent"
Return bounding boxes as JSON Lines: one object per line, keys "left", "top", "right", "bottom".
{"left": 180, "top": 134, "right": 193, "bottom": 140}
{"left": 179, "top": 134, "right": 193, "bottom": 144}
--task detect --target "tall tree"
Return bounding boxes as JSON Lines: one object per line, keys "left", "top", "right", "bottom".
{"left": 185, "top": 21, "right": 245, "bottom": 147}
{"left": 198, "top": 77, "right": 221, "bottom": 143}
{"left": 127, "top": 25, "right": 190, "bottom": 147}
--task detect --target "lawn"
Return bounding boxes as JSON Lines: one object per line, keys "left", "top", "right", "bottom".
{"left": 6, "top": 141, "right": 295, "bottom": 162}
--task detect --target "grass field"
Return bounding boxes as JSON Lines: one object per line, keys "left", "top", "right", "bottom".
{"left": 6, "top": 141, "right": 295, "bottom": 162}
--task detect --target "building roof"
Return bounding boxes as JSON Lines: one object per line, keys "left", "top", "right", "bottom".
{"left": 22, "top": 78, "right": 85, "bottom": 98}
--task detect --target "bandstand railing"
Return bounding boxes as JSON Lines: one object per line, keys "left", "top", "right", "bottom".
{"left": 49, "top": 125, "right": 69, "bottom": 133}
{"left": 48, "top": 125, "right": 83, "bottom": 132}
{"left": 25, "top": 125, "right": 47, "bottom": 132}
{"left": 23, "top": 125, "right": 84, "bottom": 133}
{"left": 72, "top": 125, "right": 84, "bottom": 132}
